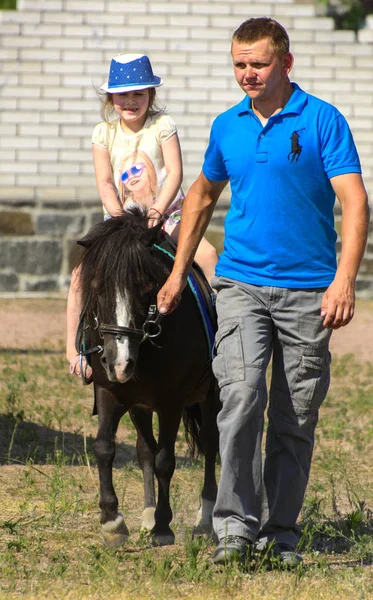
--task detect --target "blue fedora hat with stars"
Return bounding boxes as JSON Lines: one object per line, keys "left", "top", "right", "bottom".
{"left": 100, "top": 54, "right": 163, "bottom": 93}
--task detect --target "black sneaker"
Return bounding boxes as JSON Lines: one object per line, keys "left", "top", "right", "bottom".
{"left": 211, "top": 535, "right": 251, "bottom": 565}
{"left": 271, "top": 543, "right": 303, "bottom": 568}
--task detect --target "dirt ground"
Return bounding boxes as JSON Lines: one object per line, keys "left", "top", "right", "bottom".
{"left": 0, "top": 297, "right": 372, "bottom": 363}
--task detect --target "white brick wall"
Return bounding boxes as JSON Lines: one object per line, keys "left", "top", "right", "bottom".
{"left": 0, "top": 0, "right": 372, "bottom": 205}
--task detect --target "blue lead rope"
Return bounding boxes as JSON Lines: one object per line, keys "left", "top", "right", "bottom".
{"left": 154, "top": 244, "right": 216, "bottom": 357}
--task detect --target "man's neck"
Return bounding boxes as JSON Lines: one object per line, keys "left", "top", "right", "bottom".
{"left": 251, "top": 82, "right": 293, "bottom": 126}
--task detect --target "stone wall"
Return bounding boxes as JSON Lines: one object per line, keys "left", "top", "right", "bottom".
{"left": 0, "top": 0, "right": 372, "bottom": 296}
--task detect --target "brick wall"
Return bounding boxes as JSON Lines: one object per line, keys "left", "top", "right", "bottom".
{"left": 0, "top": 0, "right": 372, "bottom": 295}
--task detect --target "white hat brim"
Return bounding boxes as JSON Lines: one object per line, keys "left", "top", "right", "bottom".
{"left": 100, "top": 80, "right": 163, "bottom": 94}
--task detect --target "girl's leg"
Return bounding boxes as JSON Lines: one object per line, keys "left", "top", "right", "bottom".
{"left": 66, "top": 265, "right": 92, "bottom": 380}
{"left": 194, "top": 237, "right": 218, "bottom": 284}
{"left": 166, "top": 222, "right": 218, "bottom": 285}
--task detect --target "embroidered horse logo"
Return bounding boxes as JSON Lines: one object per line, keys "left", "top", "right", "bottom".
{"left": 288, "top": 128, "right": 305, "bottom": 162}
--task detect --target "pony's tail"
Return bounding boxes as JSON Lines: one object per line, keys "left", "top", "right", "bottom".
{"left": 182, "top": 404, "right": 204, "bottom": 459}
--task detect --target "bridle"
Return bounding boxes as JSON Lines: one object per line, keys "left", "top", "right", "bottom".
{"left": 98, "top": 304, "right": 165, "bottom": 344}
{"left": 77, "top": 301, "right": 165, "bottom": 385}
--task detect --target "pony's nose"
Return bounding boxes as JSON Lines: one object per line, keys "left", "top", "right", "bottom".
{"left": 115, "top": 358, "right": 135, "bottom": 383}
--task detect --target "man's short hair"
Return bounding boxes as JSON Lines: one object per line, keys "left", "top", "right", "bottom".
{"left": 232, "top": 17, "right": 290, "bottom": 56}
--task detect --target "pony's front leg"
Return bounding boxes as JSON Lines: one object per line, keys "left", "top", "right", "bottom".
{"left": 93, "top": 387, "right": 129, "bottom": 548}
{"left": 193, "top": 387, "right": 220, "bottom": 536}
{"left": 152, "top": 409, "right": 182, "bottom": 546}
{"left": 129, "top": 407, "right": 157, "bottom": 532}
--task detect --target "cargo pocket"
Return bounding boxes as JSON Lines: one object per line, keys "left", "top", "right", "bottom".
{"left": 293, "top": 349, "right": 331, "bottom": 412}
{"left": 212, "top": 319, "right": 245, "bottom": 388}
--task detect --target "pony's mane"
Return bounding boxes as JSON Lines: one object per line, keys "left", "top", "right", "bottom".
{"left": 77, "top": 208, "right": 166, "bottom": 320}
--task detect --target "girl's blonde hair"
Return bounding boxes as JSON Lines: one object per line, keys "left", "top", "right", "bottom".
{"left": 99, "top": 88, "right": 163, "bottom": 124}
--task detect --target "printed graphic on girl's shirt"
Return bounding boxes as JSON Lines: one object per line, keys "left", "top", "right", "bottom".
{"left": 119, "top": 150, "right": 157, "bottom": 208}
{"left": 118, "top": 150, "right": 158, "bottom": 207}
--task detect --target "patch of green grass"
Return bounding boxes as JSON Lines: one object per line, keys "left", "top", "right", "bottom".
{"left": 0, "top": 0, "right": 16, "bottom": 9}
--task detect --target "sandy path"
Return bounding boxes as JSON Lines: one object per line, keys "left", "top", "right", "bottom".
{"left": 0, "top": 298, "right": 372, "bottom": 363}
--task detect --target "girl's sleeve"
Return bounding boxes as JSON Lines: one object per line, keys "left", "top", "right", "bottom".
{"left": 156, "top": 114, "right": 178, "bottom": 145}
{"left": 92, "top": 122, "right": 109, "bottom": 149}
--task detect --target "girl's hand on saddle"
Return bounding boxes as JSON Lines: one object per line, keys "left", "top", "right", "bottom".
{"left": 157, "top": 272, "right": 186, "bottom": 315}
{"left": 148, "top": 206, "right": 163, "bottom": 229}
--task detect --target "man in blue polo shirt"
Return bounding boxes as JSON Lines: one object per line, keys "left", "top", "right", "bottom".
{"left": 157, "top": 17, "right": 369, "bottom": 566}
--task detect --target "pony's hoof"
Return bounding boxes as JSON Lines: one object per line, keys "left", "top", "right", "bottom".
{"left": 141, "top": 507, "right": 156, "bottom": 532}
{"left": 101, "top": 513, "right": 129, "bottom": 548}
{"left": 193, "top": 500, "right": 215, "bottom": 536}
{"left": 151, "top": 532, "right": 175, "bottom": 547}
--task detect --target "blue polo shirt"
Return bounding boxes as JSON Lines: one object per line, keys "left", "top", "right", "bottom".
{"left": 203, "top": 83, "right": 362, "bottom": 288}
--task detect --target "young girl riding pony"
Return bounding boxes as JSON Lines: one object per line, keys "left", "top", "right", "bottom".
{"left": 66, "top": 53, "right": 218, "bottom": 380}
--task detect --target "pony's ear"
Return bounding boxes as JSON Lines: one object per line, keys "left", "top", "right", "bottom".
{"left": 77, "top": 220, "right": 109, "bottom": 247}
{"left": 77, "top": 232, "right": 94, "bottom": 247}
{"left": 142, "top": 221, "right": 163, "bottom": 247}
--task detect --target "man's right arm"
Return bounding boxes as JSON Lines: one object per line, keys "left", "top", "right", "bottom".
{"left": 157, "top": 172, "right": 228, "bottom": 314}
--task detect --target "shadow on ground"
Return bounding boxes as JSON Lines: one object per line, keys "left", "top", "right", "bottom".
{"left": 0, "top": 414, "right": 202, "bottom": 470}
{"left": 0, "top": 413, "right": 137, "bottom": 467}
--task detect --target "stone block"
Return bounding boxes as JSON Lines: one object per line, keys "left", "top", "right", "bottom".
{"left": 0, "top": 211, "right": 34, "bottom": 235}
{"left": 0, "top": 187, "right": 35, "bottom": 200}
{"left": 0, "top": 239, "right": 63, "bottom": 275}
{"left": 35, "top": 214, "right": 85, "bottom": 235}
{"left": 90, "top": 211, "right": 103, "bottom": 228}
{"left": 107, "top": 1, "right": 146, "bottom": 13}
{"left": 191, "top": 2, "right": 230, "bottom": 14}
{"left": 358, "top": 30, "right": 373, "bottom": 43}
{"left": 65, "top": 0, "right": 105, "bottom": 11}
{"left": 18, "top": 0, "right": 62, "bottom": 10}
{"left": 25, "top": 279, "right": 58, "bottom": 292}
{"left": 42, "top": 11, "right": 84, "bottom": 24}
{"left": 0, "top": 272, "right": 19, "bottom": 292}
{"left": 149, "top": 2, "right": 188, "bottom": 13}
{"left": 22, "top": 24, "right": 63, "bottom": 37}
{"left": 44, "top": 37, "right": 84, "bottom": 49}
{"left": 359, "top": 257, "right": 373, "bottom": 275}
{"left": 67, "top": 238, "right": 85, "bottom": 272}
{"left": 356, "top": 278, "right": 373, "bottom": 293}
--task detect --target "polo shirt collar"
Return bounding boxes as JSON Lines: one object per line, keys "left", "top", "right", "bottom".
{"left": 237, "top": 82, "right": 307, "bottom": 117}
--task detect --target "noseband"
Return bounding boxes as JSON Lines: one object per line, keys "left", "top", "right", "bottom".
{"left": 97, "top": 304, "right": 164, "bottom": 344}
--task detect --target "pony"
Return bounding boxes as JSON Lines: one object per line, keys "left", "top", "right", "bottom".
{"left": 76, "top": 207, "right": 220, "bottom": 547}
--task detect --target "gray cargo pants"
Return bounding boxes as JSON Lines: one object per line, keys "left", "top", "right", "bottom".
{"left": 211, "top": 276, "right": 332, "bottom": 548}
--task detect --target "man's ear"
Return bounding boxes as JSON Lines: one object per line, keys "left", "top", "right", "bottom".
{"left": 283, "top": 51, "right": 294, "bottom": 75}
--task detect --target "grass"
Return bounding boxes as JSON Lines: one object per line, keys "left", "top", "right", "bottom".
{"left": 0, "top": 302, "right": 373, "bottom": 599}
{"left": 0, "top": 0, "right": 16, "bottom": 9}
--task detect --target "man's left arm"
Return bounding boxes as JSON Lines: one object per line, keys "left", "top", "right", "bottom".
{"left": 321, "top": 172, "right": 370, "bottom": 329}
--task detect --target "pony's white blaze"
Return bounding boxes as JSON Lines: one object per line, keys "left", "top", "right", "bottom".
{"left": 114, "top": 289, "right": 132, "bottom": 382}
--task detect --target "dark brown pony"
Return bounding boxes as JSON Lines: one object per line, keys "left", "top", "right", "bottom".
{"left": 76, "top": 208, "right": 219, "bottom": 547}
